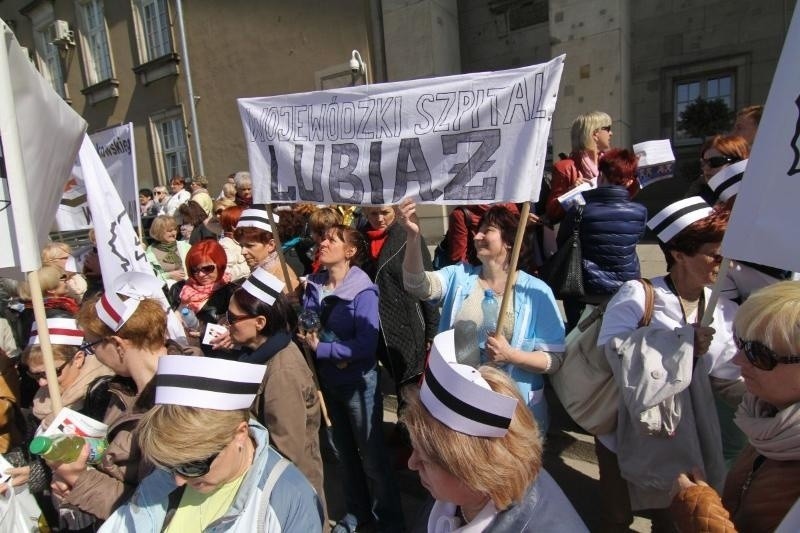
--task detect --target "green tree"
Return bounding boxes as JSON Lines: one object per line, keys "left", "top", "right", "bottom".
{"left": 678, "top": 97, "right": 733, "bottom": 138}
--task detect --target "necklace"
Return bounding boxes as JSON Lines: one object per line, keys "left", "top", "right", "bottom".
{"left": 479, "top": 277, "right": 505, "bottom": 297}
{"left": 665, "top": 275, "right": 704, "bottom": 324}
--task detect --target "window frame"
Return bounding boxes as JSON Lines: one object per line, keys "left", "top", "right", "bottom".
{"left": 673, "top": 72, "right": 735, "bottom": 142}
{"left": 75, "top": 0, "right": 115, "bottom": 86}
{"left": 27, "top": 4, "right": 66, "bottom": 98}
{"left": 150, "top": 108, "right": 191, "bottom": 183}
{"left": 131, "top": 0, "right": 174, "bottom": 65}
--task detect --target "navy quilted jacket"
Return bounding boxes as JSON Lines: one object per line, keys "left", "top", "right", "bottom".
{"left": 558, "top": 186, "right": 648, "bottom": 295}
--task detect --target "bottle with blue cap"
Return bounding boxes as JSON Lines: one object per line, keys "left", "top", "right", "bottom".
{"left": 478, "top": 289, "right": 499, "bottom": 354}
{"left": 180, "top": 307, "right": 200, "bottom": 332}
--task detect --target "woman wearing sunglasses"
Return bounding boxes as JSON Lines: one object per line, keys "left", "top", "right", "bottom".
{"left": 102, "top": 356, "right": 323, "bottom": 532}
{"left": 685, "top": 134, "right": 749, "bottom": 205}
{"left": 671, "top": 280, "right": 800, "bottom": 532}
{"left": 225, "top": 270, "right": 325, "bottom": 516}
{"left": 594, "top": 198, "right": 741, "bottom": 532}
{"left": 545, "top": 111, "right": 615, "bottom": 224}
{"left": 2, "top": 319, "right": 113, "bottom": 519}
{"left": 168, "top": 240, "right": 237, "bottom": 352}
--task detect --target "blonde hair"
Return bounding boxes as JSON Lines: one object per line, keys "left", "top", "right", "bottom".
{"left": 23, "top": 344, "right": 77, "bottom": 367}
{"left": 221, "top": 183, "right": 236, "bottom": 200}
{"left": 77, "top": 296, "right": 166, "bottom": 350}
{"left": 734, "top": 280, "right": 800, "bottom": 357}
{"left": 138, "top": 405, "right": 248, "bottom": 468}
{"left": 41, "top": 242, "right": 71, "bottom": 264}
{"left": 401, "top": 366, "right": 543, "bottom": 510}
{"left": 149, "top": 215, "right": 178, "bottom": 241}
{"left": 570, "top": 111, "right": 612, "bottom": 152}
{"left": 17, "top": 265, "right": 65, "bottom": 299}
{"left": 213, "top": 198, "right": 235, "bottom": 214}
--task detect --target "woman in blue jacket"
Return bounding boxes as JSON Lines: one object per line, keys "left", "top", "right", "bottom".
{"left": 398, "top": 201, "right": 565, "bottom": 434}
{"left": 298, "top": 224, "right": 404, "bottom": 533}
{"left": 557, "top": 148, "right": 648, "bottom": 330}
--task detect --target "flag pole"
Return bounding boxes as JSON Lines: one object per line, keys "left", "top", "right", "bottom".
{"left": 700, "top": 257, "right": 731, "bottom": 327}
{"left": 0, "top": 28, "right": 63, "bottom": 411}
{"left": 494, "top": 201, "right": 531, "bottom": 336}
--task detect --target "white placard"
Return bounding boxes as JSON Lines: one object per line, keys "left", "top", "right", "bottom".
{"left": 633, "top": 139, "right": 675, "bottom": 188}
{"left": 238, "top": 56, "right": 565, "bottom": 205}
{"left": 722, "top": 3, "right": 800, "bottom": 272}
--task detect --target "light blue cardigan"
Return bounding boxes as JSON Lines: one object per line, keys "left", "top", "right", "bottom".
{"left": 432, "top": 263, "right": 565, "bottom": 433}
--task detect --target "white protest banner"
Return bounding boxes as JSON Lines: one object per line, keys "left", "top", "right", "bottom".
{"left": 634, "top": 139, "right": 675, "bottom": 188}
{"left": 721, "top": 3, "right": 800, "bottom": 272}
{"left": 56, "top": 123, "right": 139, "bottom": 231}
{"left": 91, "top": 123, "right": 139, "bottom": 226}
{"left": 0, "top": 20, "right": 86, "bottom": 276}
{"left": 239, "top": 56, "right": 564, "bottom": 206}
{"left": 75, "top": 135, "right": 154, "bottom": 291}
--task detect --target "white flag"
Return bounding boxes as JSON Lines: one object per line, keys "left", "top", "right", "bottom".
{"left": 76, "top": 135, "right": 154, "bottom": 292}
{"left": 239, "top": 56, "right": 564, "bottom": 206}
{"left": 722, "top": 4, "right": 800, "bottom": 272}
{"left": 0, "top": 20, "right": 86, "bottom": 277}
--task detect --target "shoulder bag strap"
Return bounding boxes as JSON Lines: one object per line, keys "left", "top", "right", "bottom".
{"left": 638, "top": 278, "right": 655, "bottom": 327}
{"left": 257, "top": 457, "right": 292, "bottom": 531}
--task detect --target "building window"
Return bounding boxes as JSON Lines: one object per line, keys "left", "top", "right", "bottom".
{"left": 77, "top": 0, "right": 113, "bottom": 85}
{"left": 674, "top": 73, "right": 734, "bottom": 139}
{"left": 34, "top": 29, "right": 65, "bottom": 98}
{"left": 152, "top": 111, "right": 190, "bottom": 181}
{"left": 133, "top": 0, "right": 172, "bottom": 63}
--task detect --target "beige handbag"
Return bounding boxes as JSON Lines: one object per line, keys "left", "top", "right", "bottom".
{"left": 551, "top": 279, "right": 654, "bottom": 435}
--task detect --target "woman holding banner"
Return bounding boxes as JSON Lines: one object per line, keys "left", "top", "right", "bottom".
{"left": 595, "top": 198, "right": 739, "bottom": 531}
{"left": 398, "top": 199, "right": 566, "bottom": 433}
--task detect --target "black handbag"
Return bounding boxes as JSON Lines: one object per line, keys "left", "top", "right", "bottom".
{"left": 540, "top": 206, "right": 585, "bottom": 298}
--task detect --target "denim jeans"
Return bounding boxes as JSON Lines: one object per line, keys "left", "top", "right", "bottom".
{"left": 322, "top": 368, "right": 405, "bottom": 532}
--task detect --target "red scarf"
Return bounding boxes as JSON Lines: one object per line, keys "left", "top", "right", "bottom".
{"left": 179, "top": 273, "right": 232, "bottom": 313}
{"left": 365, "top": 227, "right": 389, "bottom": 261}
{"left": 39, "top": 296, "right": 80, "bottom": 316}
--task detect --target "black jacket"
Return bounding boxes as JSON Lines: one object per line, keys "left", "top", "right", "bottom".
{"left": 363, "top": 223, "right": 440, "bottom": 385}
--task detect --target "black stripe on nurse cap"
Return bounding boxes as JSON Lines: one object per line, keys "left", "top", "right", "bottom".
{"left": 155, "top": 355, "right": 266, "bottom": 410}
{"left": 241, "top": 269, "right": 285, "bottom": 306}
{"left": 420, "top": 330, "right": 518, "bottom": 438}
{"left": 708, "top": 159, "right": 747, "bottom": 203}
{"left": 647, "top": 196, "right": 712, "bottom": 243}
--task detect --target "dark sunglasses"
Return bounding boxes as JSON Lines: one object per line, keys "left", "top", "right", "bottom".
{"left": 734, "top": 336, "right": 800, "bottom": 371}
{"left": 26, "top": 360, "right": 69, "bottom": 381}
{"left": 701, "top": 156, "right": 739, "bottom": 169}
{"left": 225, "top": 310, "right": 254, "bottom": 325}
{"left": 599, "top": 125, "right": 612, "bottom": 132}
{"left": 167, "top": 451, "right": 220, "bottom": 478}
{"left": 79, "top": 338, "right": 106, "bottom": 356}
{"left": 191, "top": 265, "right": 217, "bottom": 276}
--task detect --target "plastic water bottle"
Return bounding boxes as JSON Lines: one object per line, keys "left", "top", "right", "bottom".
{"left": 181, "top": 307, "right": 200, "bottom": 331}
{"left": 478, "top": 289, "right": 499, "bottom": 350}
{"left": 29, "top": 434, "right": 108, "bottom": 464}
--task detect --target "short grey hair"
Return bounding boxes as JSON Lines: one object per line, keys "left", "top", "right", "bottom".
{"left": 234, "top": 171, "right": 251, "bottom": 189}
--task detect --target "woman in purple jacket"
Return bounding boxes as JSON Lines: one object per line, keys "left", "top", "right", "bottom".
{"left": 298, "top": 224, "right": 404, "bottom": 533}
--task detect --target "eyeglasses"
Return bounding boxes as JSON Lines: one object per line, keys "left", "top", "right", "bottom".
{"left": 191, "top": 265, "right": 217, "bottom": 276}
{"left": 26, "top": 360, "right": 69, "bottom": 381}
{"left": 599, "top": 125, "right": 612, "bottom": 132}
{"left": 166, "top": 451, "right": 220, "bottom": 478}
{"left": 701, "top": 156, "right": 739, "bottom": 168}
{"left": 225, "top": 310, "right": 254, "bottom": 325}
{"left": 734, "top": 336, "right": 800, "bottom": 371}
{"left": 79, "top": 338, "right": 106, "bottom": 356}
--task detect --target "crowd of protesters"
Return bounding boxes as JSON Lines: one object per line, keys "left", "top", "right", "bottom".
{"left": 0, "top": 101, "right": 798, "bottom": 532}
